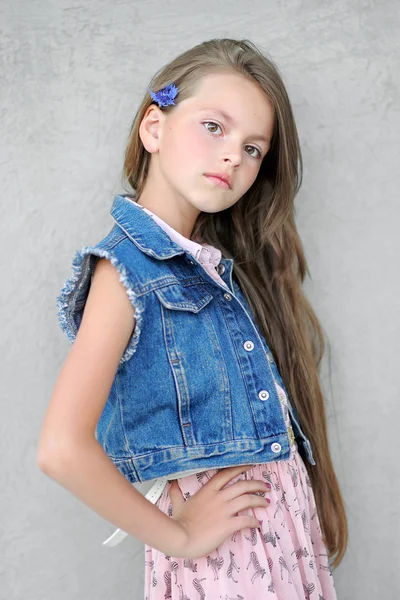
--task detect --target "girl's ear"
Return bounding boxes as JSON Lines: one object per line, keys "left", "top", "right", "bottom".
{"left": 139, "top": 105, "right": 165, "bottom": 153}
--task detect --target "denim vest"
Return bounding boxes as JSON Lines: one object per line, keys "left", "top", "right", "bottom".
{"left": 57, "top": 194, "right": 316, "bottom": 488}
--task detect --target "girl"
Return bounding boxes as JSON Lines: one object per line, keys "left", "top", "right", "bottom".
{"left": 38, "top": 38, "right": 348, "bottom": 598}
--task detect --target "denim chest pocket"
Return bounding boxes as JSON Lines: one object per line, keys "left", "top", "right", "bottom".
{"left": 153, "top": 283, "right": 232, "bottom": 446}
{"left": 154, "top": 284, "right": 213, "bottom": 312}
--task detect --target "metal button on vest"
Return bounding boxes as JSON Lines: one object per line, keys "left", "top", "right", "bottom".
{"left": 224, "top": 293, "right": 232, "bottom": 301}
{"left": 271, "top": 443, "right": 281, "bottom": 453}
{"left": 243, "top": 340, "right": 254, "bottom": 351}
{"left": 258, "top": 390, "right": 270, "bottom": 401}
{"left": 217, "top": 263, "right": 225, "bottom": 275}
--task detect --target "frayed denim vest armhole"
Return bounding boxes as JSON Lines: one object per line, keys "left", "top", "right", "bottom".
{"left": 56, "top": 244, "right": 144, "bottom": 368}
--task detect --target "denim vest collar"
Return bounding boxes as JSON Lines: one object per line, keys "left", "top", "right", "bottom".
{"left": 110, "top": 194, "right": 235, "bottom": 291}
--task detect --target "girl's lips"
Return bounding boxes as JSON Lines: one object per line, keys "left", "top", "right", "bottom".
{"left": 205, "top": 175, "right": 230, "bottom": 189}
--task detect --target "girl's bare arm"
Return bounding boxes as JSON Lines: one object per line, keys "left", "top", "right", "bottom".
{"left": 37, "top": 258, "right": 187, "bottom": 555}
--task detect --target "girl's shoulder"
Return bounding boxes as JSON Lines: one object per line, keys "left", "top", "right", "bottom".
{"left": 56, "top": 223, "right": 144, "bottom": 356}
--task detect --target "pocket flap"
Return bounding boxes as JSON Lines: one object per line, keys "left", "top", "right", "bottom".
{"left": 154, "top": 284, "right": 213, "bottom": 313}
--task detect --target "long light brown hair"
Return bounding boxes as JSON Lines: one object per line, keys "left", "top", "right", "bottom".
{"left": 121, "top": 38, "right": 348, "bottom": 569}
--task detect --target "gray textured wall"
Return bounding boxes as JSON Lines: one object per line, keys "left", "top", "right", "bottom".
{"left": 1, "top": 1, "right": 399, "bottom": 598}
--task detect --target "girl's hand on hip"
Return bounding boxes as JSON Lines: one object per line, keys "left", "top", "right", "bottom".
{"left": 167, "top": 464, "right": 270, "bottom": 559}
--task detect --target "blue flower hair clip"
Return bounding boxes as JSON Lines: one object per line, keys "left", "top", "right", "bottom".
{"left": 148, "top": 83, "right": 179, "bottom": 107}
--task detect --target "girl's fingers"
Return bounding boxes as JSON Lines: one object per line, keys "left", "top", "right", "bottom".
{"left": 208, "top": 464, "right": 255, "bottom": 491}
{"left": 220, "top": 479, "right": 269, "bottom": 501}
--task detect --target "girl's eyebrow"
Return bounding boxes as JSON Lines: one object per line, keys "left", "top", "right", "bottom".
{"left": 198, "top": 107, "right": 271, "bottom": 144}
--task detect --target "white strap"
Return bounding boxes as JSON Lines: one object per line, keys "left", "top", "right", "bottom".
{"left": 102, "top": 477, "right": 168, "bottom": 547}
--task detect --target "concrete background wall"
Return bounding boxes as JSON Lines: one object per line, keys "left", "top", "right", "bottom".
{"left": 1, "top": 1, "right": 399, "bottom": 598}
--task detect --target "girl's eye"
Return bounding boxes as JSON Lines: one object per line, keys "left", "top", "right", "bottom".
{"left": 203, "top": 121, "right": 222, "bottom": 134}
{"left": 244, "top": 145, "right": 262, "bottom": 159}
{"left": 203, "top": 121, "right": 262, "bottom": 160}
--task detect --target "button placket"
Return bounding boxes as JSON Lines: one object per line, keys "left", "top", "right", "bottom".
{"left": 183, "top": 263, "right": 291, "bottom": 462}
{"left": 222, "top": 287, "right": 282, "bottom": 455}
{"left": 243, "top": 340, "right": 282, "bottom": 454}
{"left": 263, "top": 351, "right": 297, "bottom": 456}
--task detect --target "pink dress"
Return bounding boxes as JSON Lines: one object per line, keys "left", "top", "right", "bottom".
{"left": 139, "top": 204, "right": 337, "bottom": 599}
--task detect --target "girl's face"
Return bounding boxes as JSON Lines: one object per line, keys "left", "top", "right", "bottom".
{"left": 141, "top": 71, "right": 275, "bottom": 218}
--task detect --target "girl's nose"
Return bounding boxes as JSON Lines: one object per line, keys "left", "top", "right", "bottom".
{"left": 222, "top": 150, "right": 242, "bottom": 167}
